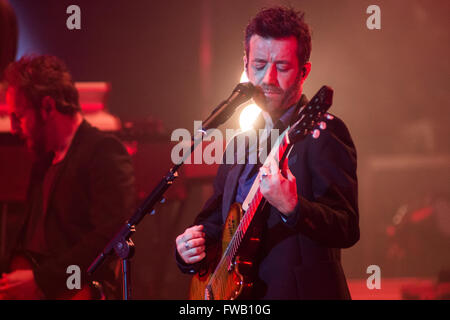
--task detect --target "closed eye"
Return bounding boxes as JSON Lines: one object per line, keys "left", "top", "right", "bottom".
{"left": 252, "top": 63, "right": 266, "bottom": 70}
{"left": 251, "top": 59, "right": 267, "bottom": 69}
{"left": 276, "top": 63, "right": 291, "bottom": 72}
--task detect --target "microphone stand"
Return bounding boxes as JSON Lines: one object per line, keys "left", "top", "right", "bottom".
{"left": 87, "top": 83, "right": 254, "bottom": 300}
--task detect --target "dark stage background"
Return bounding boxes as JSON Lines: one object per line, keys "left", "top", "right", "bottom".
{"left": 0, "top": 0, "right": 449, "bottom": 299}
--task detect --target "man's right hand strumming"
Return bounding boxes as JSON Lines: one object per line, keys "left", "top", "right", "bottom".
{"left": 176, "top": 225, "right": 206, "bottom": 264}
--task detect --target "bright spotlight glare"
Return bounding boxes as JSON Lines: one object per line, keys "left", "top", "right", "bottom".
{"left": 240, "top": 71, "right": 249, "bottom": 83}
{"left": 239, "top": 104, "right": 261, "bottom": 131}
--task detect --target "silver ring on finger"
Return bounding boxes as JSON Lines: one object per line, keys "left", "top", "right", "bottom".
{"left": 184, "top": 241, "right": 190, "bottom": 250}
{"left": 260, "top": 171, "right": 270, "bottom": 179}
{"left": 261, "top": 166, "right": 271, "bottom": 177}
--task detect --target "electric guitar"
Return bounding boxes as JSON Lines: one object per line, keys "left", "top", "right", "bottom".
{"left": 189, "top": 86, "right": 334, "bottom": 300}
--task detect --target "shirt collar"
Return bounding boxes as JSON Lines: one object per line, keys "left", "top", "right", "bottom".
{"left": 261, "top": 94, "right": 308, "bottom": 130}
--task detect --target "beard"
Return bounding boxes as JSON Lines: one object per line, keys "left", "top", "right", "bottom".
{"left": 28, "top": 137, "right": 46, "bottom": 159}
{"left": 24, "top": 116, "right": 48, "bottom": 159}
{"left": 253, "top": 76, "right": 302, "bottom": 119}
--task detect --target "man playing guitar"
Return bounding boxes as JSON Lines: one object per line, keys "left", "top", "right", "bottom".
{"left": 176, "top": 6, "right": 359, "bottom": 300}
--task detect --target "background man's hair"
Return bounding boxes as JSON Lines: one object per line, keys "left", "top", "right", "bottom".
{"left": 4, "top": 54, "right": 81, "bottom": 116}
{"left": 244, "top": 6, "right": 312, "bottom": 67}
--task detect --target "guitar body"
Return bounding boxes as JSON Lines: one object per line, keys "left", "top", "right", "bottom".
{"left": 189, "top": 203, "right": 261, "bottom": 300}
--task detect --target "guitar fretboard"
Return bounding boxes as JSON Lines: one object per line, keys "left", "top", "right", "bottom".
{"left": 215, "top": 130, "right": 291, "bottom": 273}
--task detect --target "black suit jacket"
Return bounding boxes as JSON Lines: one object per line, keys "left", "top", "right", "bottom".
{"left": 177, "top": 109, "right": 359, "bottom": 300}
{"left": 13, "top": 120, "right": 136, "bottom": 299}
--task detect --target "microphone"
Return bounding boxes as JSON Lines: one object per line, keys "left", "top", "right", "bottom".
{"left": 203, "top": 82, "right": 255, "bottom": 129}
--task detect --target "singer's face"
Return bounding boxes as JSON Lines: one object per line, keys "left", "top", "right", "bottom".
{"left": 246, "top": 35, "right": 306, "bottom": 117}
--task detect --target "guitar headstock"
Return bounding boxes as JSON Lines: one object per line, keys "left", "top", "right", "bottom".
{"left": 288, "top": 86, "right": 333, "bottom": 144}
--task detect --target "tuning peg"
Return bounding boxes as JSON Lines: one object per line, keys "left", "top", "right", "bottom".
{"left": 325, "top": 113, "right": 334, "bottom": 120}
{"left": 319, "top": 121, "right": 326, "bottom": 130}
{"left": 160, "top": 197, "right": 166, "bottom": 204}
{"left": 312, "top": 129, "right": 320, "bottom": 139}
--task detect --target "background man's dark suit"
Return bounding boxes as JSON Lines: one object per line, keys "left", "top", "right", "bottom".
{"left": 177, "top": 105, "right": 359, "bottom": 299}
{"left": 9, "top": 120, "right": 136, "bottom": 299}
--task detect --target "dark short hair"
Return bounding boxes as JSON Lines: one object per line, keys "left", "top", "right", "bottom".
{"left": 244, "top": 6, "right": 312, "bottom": 67}
{"left": 4, "top": 54, "right": 80, "bottom": 116}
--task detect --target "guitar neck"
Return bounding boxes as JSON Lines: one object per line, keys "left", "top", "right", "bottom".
{"left": 223, "top": 131, "right": 291, "bottom": 265}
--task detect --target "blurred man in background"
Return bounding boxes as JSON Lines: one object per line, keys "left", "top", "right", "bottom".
{"left": 0, "top": 55, "right": 135, "bottom": 299}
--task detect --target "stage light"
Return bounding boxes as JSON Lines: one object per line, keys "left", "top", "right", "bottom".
{"left": 240, "top": 71, "right": 249, "bottom": 83}
{"left": 239, "top": 103, "right": 261, "bottom": 131}
{"left": 238, "top": 70, "right": 261, "bottom": 131}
